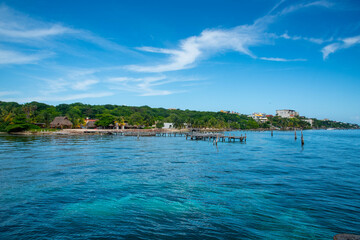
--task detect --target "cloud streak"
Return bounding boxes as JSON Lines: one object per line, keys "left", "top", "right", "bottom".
{"left": 322, "top": 35, "right": 360, "bottom": 59}
{"left": 2, "top": 92, "right": 114, "bottom": 103}
{"left": 127, "top": 0, "right": 331, "bottom": 73}
{"left": 278, "top": 32, "right": 333, "bottom": 44}
{"left": 0, "top": 49, "right": 52, "bottom": 64}
{"left": 0, "top": 5, "right": 71, "bottom": 42}
{"left": 0, "top": 91, "right": 19, "bottom": 97}
{"left": 127, "top": 25, "right": 264, "bottom": 73}
{"left": 0, "top": 5, "right": 133, "bottom": 65}
{"left": 38, "top": 69, "right": 101, "bottom": 95}
{"left": 260, "top": 57, "right": 307, "bottom": 62}
{"left": 72, "top": 79, "right": 99, "bottom": 91}
{"left": 0, "top": 25, "right": 69, "bottom": 39}
{"left": 108, "top": 76, "right": 175, "bottom": 96}
{"left": 107, "top": 75, "right": 198, "bottom": 96}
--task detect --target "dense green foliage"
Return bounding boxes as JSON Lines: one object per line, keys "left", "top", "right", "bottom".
{"left": 156, "top": 121, "right": 164, "bottom": 129}
{"left": 4, "top": 114, "right": 40, "bottom": 132}
{"left": 268, "top": 116, "right": 310, "bottom": 129}
{"left": 0, "top": 101, "right": 358, "bottom": 132}
{"left": 95, "top": 114, "right": 116, "bottom": 128}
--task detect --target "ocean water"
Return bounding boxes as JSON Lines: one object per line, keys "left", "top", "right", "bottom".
{"left": 0, "top": 130, "right": 359, "bottom": 239}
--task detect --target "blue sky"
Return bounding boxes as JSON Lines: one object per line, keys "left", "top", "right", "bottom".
{"left": 0, "top": 0, "right": 360, "bottom": 123}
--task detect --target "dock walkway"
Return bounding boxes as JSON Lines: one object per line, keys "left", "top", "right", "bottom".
{"left": 186, "top": 133, "right": 246, "bottom": 142}
{"left": 68, "top": 129, "right": 246, "bottom": 143}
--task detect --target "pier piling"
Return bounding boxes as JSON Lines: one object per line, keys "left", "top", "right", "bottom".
{"left": 301, "top": 129, "right": 304, "bottom": 146}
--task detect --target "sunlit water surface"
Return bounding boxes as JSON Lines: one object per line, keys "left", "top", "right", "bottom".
{"left": 1, "top": 130, "right": 359, "bottom": 239}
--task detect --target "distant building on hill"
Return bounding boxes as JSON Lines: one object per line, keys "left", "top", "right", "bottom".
{"left": 276, "top": 109, "right": 299, "bottom": 118}
{"left": 220, "top": 110, "right": 230, "bottom": 114}
{"left": 304, "top": 119, "right": 314, "bottom": 126}
{"left": 220, "top": 110, "right": 239, "bottom": 115}
{"left": 249, "top": 113, "right": 268, "bottom": 123}
{"left": 163, "top": 123, "right": 174, "bottom": 129}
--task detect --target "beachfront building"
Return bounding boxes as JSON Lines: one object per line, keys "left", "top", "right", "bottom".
{"left": 249, "top": 113, "right": 268, "bottom": 123}
{"left": 50, "top": 116, "right": 73, "bottom": 129}
{"left": 162, "top": 123, "right": 174, "bottom": 129}
{"left": 84, "top": 119, "right": 98, "bottom": 129}
{"left": 304, "top": 119, "right": 314, "bottom": 126}
{"left": 276, "top": 109, "right": 299, "bottom": 118}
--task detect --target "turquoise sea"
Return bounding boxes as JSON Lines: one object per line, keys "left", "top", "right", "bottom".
{"left": 0, "top": 130, "right": 359, "bottom": 239}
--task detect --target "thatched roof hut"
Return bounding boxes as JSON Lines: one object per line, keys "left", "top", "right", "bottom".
{"left": 50, "top": 116, "right": 73, "bottom": 129}
{"left": 86, "top": 120, "right": 97, "bottom": 129}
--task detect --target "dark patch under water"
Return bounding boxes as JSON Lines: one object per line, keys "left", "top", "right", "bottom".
{"left": 0, "top": 130, "right": 359, "bottom": 239}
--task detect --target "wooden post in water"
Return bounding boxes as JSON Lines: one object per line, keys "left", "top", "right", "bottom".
{"left": 245, "top": 133, "right": 247, "bottom": 142}
{"left": 295, "top": 128, "right": 297, "bottom": 140}
{"left": 271, "top": 129, "right": 273, "bottom": 137}
{"left": 301, "top": 129, "right": 304, "bottom": 146}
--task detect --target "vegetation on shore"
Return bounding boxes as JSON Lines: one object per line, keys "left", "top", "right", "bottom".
{"left": 0, "top": 101, "right": 358, "bottom": 133}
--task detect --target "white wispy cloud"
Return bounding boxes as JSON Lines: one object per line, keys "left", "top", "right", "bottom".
{"left": 39, "top": 75, "right": 100, "bottom": 94}
{"left": 52, "top": 92, "right": 114, "bottom": 101}
{"left": 2, "top": 92, "right": 114, "bottom": 103}
{"left": 0, "top": 5, "right": 133, "bottom": 65}
{"left": 322, "top": 43, "right": 341, "bottom": 59}
{"left": 0, "top": 5, "right": 71, "bottom": 40}
{"left": 108, "top": 76, "right": 173, "bottom": 96}
{"left": 252, "top": 0, "right": 332, "bottom": 28}
{"left": 127, "top": 25, "right": 263, "bottom": 73}
{"left": 0, "top": 24, "right": 69, "bottom": 39}
{"left": 127, "top": 0, "right": 331, "bottom": 73}
{"left": 0, "top": 48, "right": 52, "bottom": 64}
{"left": 107, "top": 75, "right": 197, "bottom": 96}
{"left": 276, "top": 0, "right": 332, "bottom": 15}
{"left": 72, "top": 79, "right": 99, "bottom": 91}
{"left": 322, "top": 35, "right": 360, "bottom": 59}
{"left": 29, "top": 67, "right": 102, "bottom": 96}
{"left": 0, "top": 91, "right": 19, "bottom": 97}
{"left": 31, "top": 65, "right": 191, "bottom": 97}
{"left": 34, "top": 66, "right": 192, "bottom": 98}
{"left": 260, "top": 57, "right": 307, "bottom": 62}
{"left": 278, "top": 32, "right": 333, "bottom": 44}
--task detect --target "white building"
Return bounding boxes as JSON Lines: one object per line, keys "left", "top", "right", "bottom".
{"left": 162, "top": 122, "right": 174, "bottom": 129}
{"left": 276, "top": 109, "right": 299, "bottom": 118}
{"left": 249, "top": 113, "right": 268, "bottom": 123}
{"left": 304, "top": 119, "right": 314, "bottom": 126}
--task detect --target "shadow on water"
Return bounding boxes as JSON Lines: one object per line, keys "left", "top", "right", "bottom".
{"left": 1, "top": 134, "right": 39, "bottom": 143}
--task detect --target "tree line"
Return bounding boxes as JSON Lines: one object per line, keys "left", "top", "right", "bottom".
{"left": 0, "top": 101, "right": 358, "bottom": 132}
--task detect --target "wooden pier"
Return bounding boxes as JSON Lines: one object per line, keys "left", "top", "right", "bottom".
{"left": 68, "top": 129, "right": 247, "bottom": 143}
{"left": 186, "top": 133, "right": 246, "bottom": 142}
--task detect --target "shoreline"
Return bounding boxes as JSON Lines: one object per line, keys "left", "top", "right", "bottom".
{"left": 1, "top": 127, "right": 358, "bottom": 136}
